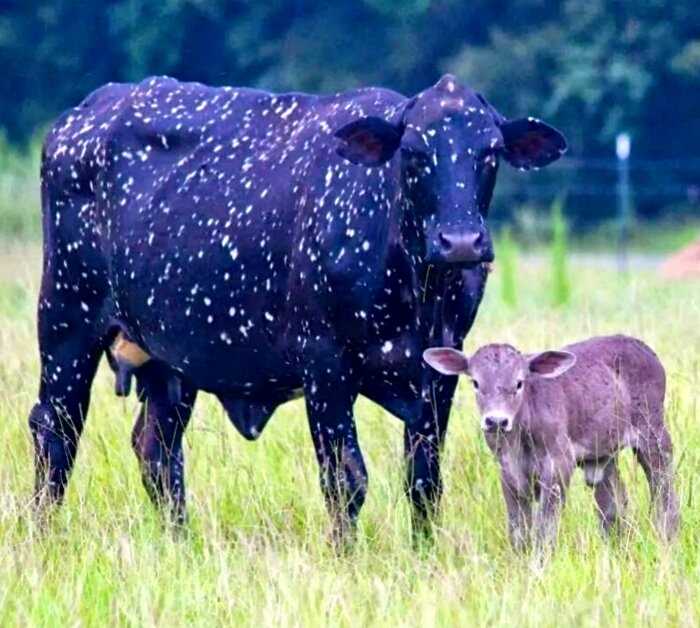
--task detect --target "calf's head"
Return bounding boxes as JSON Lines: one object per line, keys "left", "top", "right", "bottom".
{"left": 423, "top": 344, "right": 576, "bottom": 433}
{"left": 334, "top": 74, "right": 567, "bottom": 267}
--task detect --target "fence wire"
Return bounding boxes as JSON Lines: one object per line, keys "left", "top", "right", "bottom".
{"left": 492, "top": 155, "right": 700, "bottom": 227}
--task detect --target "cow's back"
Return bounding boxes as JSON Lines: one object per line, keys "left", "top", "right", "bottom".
{"left": 40, "top": 76, "right": 411, "bottom": 393}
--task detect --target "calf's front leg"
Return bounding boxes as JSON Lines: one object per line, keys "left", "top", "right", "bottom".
{"left": 500, "top": 471, "right": 533, "bottom": 551}
{"left": 533, "top": 457, "right": 574, "bottom": 550}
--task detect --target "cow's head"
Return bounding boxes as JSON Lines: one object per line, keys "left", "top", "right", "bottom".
{"left": 334, "top": 75, "right": 566, "bottom": 266}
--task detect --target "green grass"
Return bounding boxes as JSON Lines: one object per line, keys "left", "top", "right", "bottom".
{"left": 550, "top": 197, "right": 571, "bottom": 306}
{"left": 0, "top": 137, "right": 41, "bottom": 241}
{"left": 0, "top": 243, "right": 699, "bottom": 626}
{"left": 571, "top": 217, "right": 700, "bottom": 255}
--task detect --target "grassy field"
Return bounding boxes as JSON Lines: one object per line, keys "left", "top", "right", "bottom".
{"left": 0, "top": 241, "right": 699, "bottom": 626}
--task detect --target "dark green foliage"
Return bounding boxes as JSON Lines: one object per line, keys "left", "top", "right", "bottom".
{"left": 498, "top": 227, "right": 518, "bottom": 308}
{"left": 0, "top": 1, "right": 697, "bottom": 148}
{"left": 0, "top": 0, "right": 697, "bottom": 227}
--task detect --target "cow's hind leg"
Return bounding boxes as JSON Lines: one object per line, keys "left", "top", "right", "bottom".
{"left": 131, "top": 362, "right": 196, "bottom": 524}
{"left": 29, "top": 296, "right": 105, "bottom": 509}
{"left": 303, "top": 352, "right": 366, "bottom": 546}
{"left": 30, "top": 163, "right": 114, "bottom": 510}
{"left": 634, "top": 428, "right": 679, "bottom": 541}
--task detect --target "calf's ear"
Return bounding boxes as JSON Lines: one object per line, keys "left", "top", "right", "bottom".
{"left": 423, "top": 347, "right": 469, "bottom": 375}
{"left": 527, "top": 350, "right": 576, "bottom": 378}
{"left": 334, "top": 117, "right": 404, "bottom": 166}
{"left": 500, "top": 118, "right": 567, "bottom": 170}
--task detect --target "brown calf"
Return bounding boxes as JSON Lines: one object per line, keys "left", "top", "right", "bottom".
{"left": 424, "top": 334, "right": 679, "bottom": 550}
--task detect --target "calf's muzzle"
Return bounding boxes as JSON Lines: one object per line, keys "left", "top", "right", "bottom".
{"left": 483, "top": 415, "right": 512, "bottom": 433}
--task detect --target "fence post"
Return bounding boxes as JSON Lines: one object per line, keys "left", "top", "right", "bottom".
{"left": 616, "top": 132, "right": 632, "bottom": 272}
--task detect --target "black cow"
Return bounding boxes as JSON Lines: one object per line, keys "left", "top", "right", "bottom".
{"left": 29, "top": 74, "right": 565, "bottom": 539}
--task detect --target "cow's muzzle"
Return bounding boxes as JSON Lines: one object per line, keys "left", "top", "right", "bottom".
{"left": 430, "top": 230, "right": 494, "bottom": 265}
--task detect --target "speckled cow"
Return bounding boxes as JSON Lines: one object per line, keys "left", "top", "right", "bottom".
{"left": 29, "top": 74, "right": 566, "bottom": 538}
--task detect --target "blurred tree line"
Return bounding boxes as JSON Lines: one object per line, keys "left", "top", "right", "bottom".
{"left": 0, "top": 0, "right": 698, "bottom": 225}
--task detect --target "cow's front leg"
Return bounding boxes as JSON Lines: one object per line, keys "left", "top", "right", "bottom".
{"left": 303, "top": 357, "right": 366, "bottom": 545}
{"left": 404, "top": 374, "right": 458, "bottom": 538}
{"left": 131, "top": 362, "right": 197, "bottom": 525}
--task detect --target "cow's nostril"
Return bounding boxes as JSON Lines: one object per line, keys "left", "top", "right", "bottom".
{"left": 438, "top": 232, "right": 452, "bottom": 252}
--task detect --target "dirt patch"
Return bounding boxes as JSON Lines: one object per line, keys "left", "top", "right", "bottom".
{"left": 660, "top": 238, "right": 700, "bottom": 279}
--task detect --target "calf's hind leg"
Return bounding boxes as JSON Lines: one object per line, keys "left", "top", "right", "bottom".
{"left": 634, "top": 428, "right": 679, "bottom": 541}
{"left": 131, "top": 362, "right": 197, "bottom": 524}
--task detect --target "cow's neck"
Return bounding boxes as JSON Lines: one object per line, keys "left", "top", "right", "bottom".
{"left": 397, "top": 197, "right": 457, "bottom": 347}
{"left": 421, "top": 265, "right": 460, "bottom": 347}
{"left": 410, "top": 255, "right": 456, "bottom": 348}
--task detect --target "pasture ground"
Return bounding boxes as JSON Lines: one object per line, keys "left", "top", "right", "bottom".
{"left": 0, "top": 241, "right": 698, "bottom": 627}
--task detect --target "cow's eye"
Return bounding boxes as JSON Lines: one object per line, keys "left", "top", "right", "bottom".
{"left": 472, "top": 379, "right": 479, "bottom": 390}
{"left": 476, "top": 153, "right": 498, "bottom": 213}
{"left": 403, "top": 149, "right": 430, "bottom": 168}
{"left": 516, "top": 380, "right": 523, "bottom": 391}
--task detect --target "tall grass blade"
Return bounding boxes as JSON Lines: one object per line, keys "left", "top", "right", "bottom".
{"left": 550, "top": 196, "right": 570, "bottom": 306}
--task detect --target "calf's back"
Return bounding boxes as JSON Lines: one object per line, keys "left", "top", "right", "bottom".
{"left": 532, "top": 335, "right": 666, "bottom": 449}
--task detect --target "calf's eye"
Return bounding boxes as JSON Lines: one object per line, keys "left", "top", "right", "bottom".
{"left": 516, "top": 380, "right": 523, "bottom": 391}
{"left": 472, "top": 380, "right": 479, "bottom": 390}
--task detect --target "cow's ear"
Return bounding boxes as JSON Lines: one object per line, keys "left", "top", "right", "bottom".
{"left": 500, "top": 118, "right": 567, "bottom": 169}
{"left": 423, "top": 347, "right": 469, "bottom": 375}
{"left": 527, "top": 350, "right": 576, "bottom": 378}
{"left": 334, "top": 117, "right": 404, "bottom": 166}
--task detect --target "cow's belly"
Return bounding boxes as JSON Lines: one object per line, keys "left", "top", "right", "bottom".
{"left": 111, "top": 279, "right": 300, "bottom": 395}
{"left": 169, "top": 343, "right": 299, "bottom": 394}
{"left": 123, "top": 320, "right": 300, "bottom": 394}
{"left": 107, "top": 201, "right": 303, "bottom": 393}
